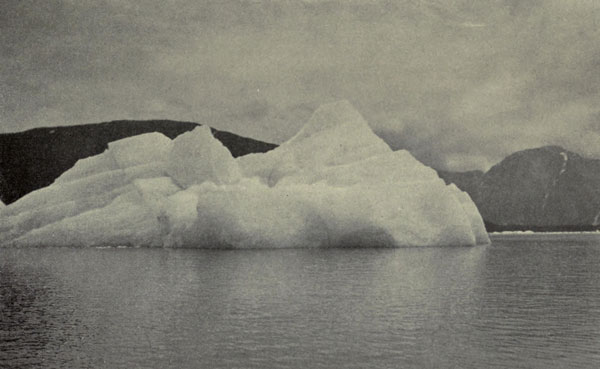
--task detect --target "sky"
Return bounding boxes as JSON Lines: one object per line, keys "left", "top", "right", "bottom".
{"left": 2, "top": 0, "right": 599, "bottom": 171}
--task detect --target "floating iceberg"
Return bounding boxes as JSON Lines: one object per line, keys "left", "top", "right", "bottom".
{"left": 0, "top": 101, "right": 489, "bottom": 248}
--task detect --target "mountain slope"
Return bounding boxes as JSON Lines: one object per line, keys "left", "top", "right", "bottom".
{"left": 0, "top": 120, "right": 277, "bottom": 204}
{"left": 439, "top": 146, "right": 600, "bottom": 230}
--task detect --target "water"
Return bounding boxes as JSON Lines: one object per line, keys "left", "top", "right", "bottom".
{"left": 1, "top": 234, "right": 600, "bottom": 369}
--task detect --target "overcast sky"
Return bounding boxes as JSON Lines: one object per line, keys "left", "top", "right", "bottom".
{"left": 2, "top": 0, "right": 599, "bottom": 170}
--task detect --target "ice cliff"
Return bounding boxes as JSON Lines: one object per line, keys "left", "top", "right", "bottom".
{"left": 0, "top": 101, "right": 489, "bottom": 248}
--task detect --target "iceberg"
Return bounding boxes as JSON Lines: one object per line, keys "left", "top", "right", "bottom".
{"left": 0, "top": 101, "right": 489, "bottom": 248}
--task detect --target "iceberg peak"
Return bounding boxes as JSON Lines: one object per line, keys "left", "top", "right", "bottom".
{"left": 167, "top": 126, "right": 241, "bottom": 188}
{"left": 237, "top": 100, "right": 393, "bottom": 184}
{"left": 289, "top": 100, "right": 371, "bottom": 142}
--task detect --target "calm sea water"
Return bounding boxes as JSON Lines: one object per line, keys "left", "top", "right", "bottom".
{"left": 1, "top": 234, "right": 600, "bottom": 369}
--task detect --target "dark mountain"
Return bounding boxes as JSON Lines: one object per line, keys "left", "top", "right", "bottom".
{"left": 438, "top": 146, "right": 600, "bottom": 231}
{"left": 0, "top": 120, "right": 277, "bottom": 204}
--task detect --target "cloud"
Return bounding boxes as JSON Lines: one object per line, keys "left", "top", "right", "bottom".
{"left": 1, "top": 0, "right": 599, "bottom": 170}
{"left": 459, "top": 22, "right": 487, "bottom": 28}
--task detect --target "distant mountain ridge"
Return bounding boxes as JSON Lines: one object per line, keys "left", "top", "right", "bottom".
{"left": 2, "top": 121, "right": 599, "bottom": 232}
{"left": 0, "top": 120, "right": 277, "bottom": 204}
{"left": 437, "top": 146, "right": 600, "bottom": 231}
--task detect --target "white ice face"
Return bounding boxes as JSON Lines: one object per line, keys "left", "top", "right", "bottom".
{"left": 0, "top": 100, "right": 489, "bottom": 248}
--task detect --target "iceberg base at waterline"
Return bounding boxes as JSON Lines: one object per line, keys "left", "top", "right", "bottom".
{"left": 0, "top": 101, "right": 490, "bottom": 248}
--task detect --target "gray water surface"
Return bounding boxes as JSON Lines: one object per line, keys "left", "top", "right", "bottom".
{"left": 1, "top": 234, "right": 600, "bottom": 368}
